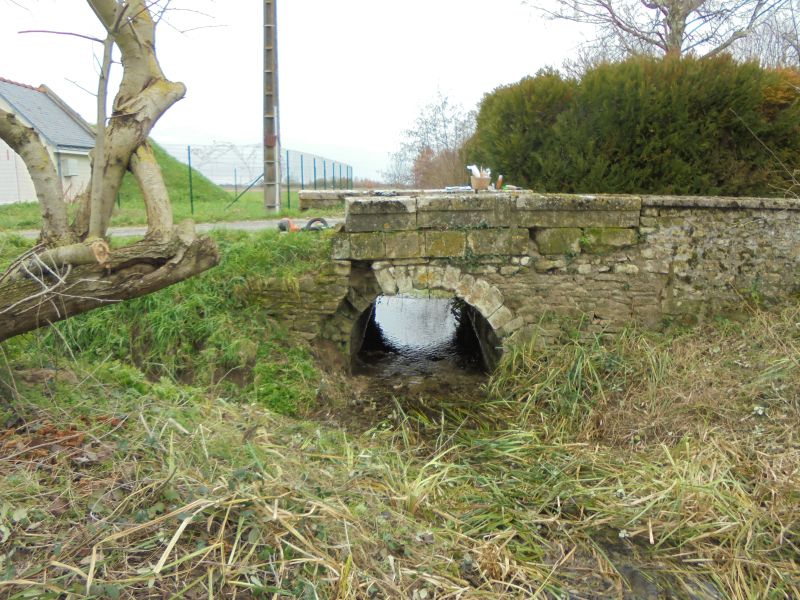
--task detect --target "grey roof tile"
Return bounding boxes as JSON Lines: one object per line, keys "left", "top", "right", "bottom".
{"left": 0, "top": 78, "right": 95, "bottom": 152}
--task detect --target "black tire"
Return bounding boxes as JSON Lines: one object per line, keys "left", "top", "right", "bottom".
{"left": 304, "top": 217, "right": 329, "bottom": 231}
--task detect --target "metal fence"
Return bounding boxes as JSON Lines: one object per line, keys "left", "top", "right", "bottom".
{"left": 160, "top": 142, "right": 354, "bottom": 196}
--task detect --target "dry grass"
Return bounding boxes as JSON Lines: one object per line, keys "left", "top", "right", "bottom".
{"left": 1, "top": 302, "right": 799, "bottom": 598}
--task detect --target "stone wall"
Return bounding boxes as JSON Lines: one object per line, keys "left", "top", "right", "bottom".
{"left": 261, "top": 191, "right": 800, "bottom": 360}
{"left": 329, "top": 192, "right": 800, "bottom": 347}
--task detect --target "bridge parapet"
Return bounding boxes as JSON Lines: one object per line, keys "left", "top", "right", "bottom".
{"left": 333, "top": 191, "right": 800, "bottom": 263}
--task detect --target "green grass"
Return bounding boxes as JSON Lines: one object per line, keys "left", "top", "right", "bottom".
{"left": 45, "top": 229, "right": 332, "bottom": 415}
{"left": 0, "top": 143, "right": 342, "bottom": 233}
{"left": 1, "top": 230, "right": 798, "bottom": 598}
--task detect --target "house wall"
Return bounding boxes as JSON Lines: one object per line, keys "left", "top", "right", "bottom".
{"left": 56, "top": 151, "right": 92, "bottom": 202}
{"left": 0, "top": 97, "right": 92, "bottom": 204}
{"left": 0, "top": 137, "right": 37, "bottom": 204}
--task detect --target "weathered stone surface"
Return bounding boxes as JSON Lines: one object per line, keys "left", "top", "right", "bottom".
{"left": 517, "top": 193, "right": 641, "bottom": 211}
{"left": 417, "top": 194, "right": 497, "bottom": 212}
{"left": 331, "top": 235, "right": 351, "bottom": 260}
{"left": 535, "top": 228, "right": 582, "bottom": 255}
{"left": 642, "top": 195, "right": 800, "bottom": 210}
{"left": 374, "top": 267, "right": 397, "bottom": 295}
{"left": 417, "top": 194, "right": 498, "bottom": 228}
{"left": 347, "top": 197, "right": 417, "bottom": 214}
{"left": 424, "top": 231, "right": 467, "bottom": 257}
{"left": 614, "top": 263, "right": 640, "bottom": 275}
{"left": 349, "top": 233, "right": 384, "bottom": 260}
{"left": 346, "top": 197, "right": 418, "bottom": 232}
{"left": 442, "top": 265, "right": 462, "bottom": 290}
{"left": 534, "top": 258, "right": 568, "bottom": 272}
{"left": 346, "top": 212, "right": 417, "bottom": 233}
{"left": 468, "top": 229, "right": 529, "bottom": 256}
{"left": 581, "top": 228, "right": 638, "bottom": 253}
{"left": 519, "top": 210, "right": 640, "bottom": 228}
{"left": 488, "top": 306, "right": 514, "bottom": 330}
{"left": 385, "top": 232, "right": 422, "bottom": 259}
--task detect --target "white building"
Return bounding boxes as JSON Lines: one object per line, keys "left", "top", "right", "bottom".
{"left": 0, "top": 77, "right": 95, "bottom": 205}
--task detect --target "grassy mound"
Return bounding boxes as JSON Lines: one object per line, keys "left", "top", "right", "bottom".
{"left": 0, "top": 230, "right": 798, "bottom": 598}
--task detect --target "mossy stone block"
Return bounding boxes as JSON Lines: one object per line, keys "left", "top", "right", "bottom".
{"left": 385, "top": 232, "right": 422, "bottom": 259}
{"left": 467, "top": 228, "right": 530, "bottom": 256}
{"left": 349, "top": 232, "right": 385, "bottom": 260}
{"left": 424, "top": 231, "right": 467, "bottom": 257}
{"left": 534, "top": 228, "right": 581, "bottom": 255}
{"left": 581, "top": 228, "right": 638, "bottom": 253}
{"left": 331, "top": 235, "right": 351, "bottom": 260}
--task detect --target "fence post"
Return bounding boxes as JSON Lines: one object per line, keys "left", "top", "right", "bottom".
{"left": 332, "top": 162, "right": 336, "bottom": 189}
{"left": 187, "top": 145, "right": 195, "bottom": 215}
{"left": 300, "top": 154, "right": 305, "bottom": 191}
{"left": 313, "top": 158, "right": 317, "bottom": 190}
{"left": 323, "top": 161, "right": 327, "bottom": 190}
{"left": 339, "top": 163, "right": 343, "bottom": 190}
{"left": 286, "top": 149, "right": 291, "bottom": 209}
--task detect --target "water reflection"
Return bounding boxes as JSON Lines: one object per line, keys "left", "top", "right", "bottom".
{"left": 354, "top": 296, "right": 485, "bottom": 381}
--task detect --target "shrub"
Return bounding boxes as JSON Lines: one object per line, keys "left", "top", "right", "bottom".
{"left": 467, "top": 57, "right": 800, "bottom": 196}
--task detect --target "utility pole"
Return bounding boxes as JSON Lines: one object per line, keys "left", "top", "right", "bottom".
{"left": 264, "top": 0, "right": 280, "bottom": 212}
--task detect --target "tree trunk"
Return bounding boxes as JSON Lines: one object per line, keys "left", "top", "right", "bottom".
{"left": 0, "top": 0, "right": 220, "bottom": 343}
{"left": 0, "top": 226, "right": 218, "bottom": 342}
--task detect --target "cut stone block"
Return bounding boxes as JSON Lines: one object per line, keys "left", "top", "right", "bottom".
{"left": 468, "top": 228, "right": 530, "bottom": 256}
{"left": 516, "top": 193, "right": 641, "bottom": 212}
{"left": 518, "top": 210, "right": 640, "bottom": 228}
{"left": 385, "top": 232, "right": 423, "bottom": 259}
{"left": 418, "top": 210, "right": 498, "bottom": 229}
{"left": 346, "top": 212, "right": 417, "bottom": 232}
{"left": 581, "top": 228, "right": 638, "bottom": 253}
{"left": 331, "top": 235, "right": 351, "bottom": 260}
{"left": 347, "top": 197, "right": 417, "bottom": 214}
{"left": 348, "top": 233, "right": 385, "bottom": 260}
{"left": 535, "top": 228, "right": 582, "bottom": 255}
{"left": 488, "top": 306, "right": 514, "bottom": 330}
{"left": 424, "top": 231, "right": 467, "bottom": 257}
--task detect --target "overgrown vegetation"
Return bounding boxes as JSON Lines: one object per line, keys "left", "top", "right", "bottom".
{"left": 1, "top": 230, "right": 798, "bottom": 598}
{"left": 45, "top": 230, "right": 331, "bottom": 415}
{"left": 467, "top": 56, "right": 800, "bottom": 197}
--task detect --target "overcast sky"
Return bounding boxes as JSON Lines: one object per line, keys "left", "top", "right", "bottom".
{"left": 1, "top": 0, "right": 586, "bottom": 179}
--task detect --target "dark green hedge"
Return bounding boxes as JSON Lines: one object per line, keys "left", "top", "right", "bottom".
{"left": 466, "top": 57, "right": 800, "bottom": 197}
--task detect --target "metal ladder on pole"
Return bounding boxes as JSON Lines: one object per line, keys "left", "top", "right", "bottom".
{"left": 264, "top": 0, "right": 281, "bottom": 212}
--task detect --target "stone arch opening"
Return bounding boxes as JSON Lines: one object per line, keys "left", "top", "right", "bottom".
{"left": 319, "top": 262, "right": 518, "bottom": 375}
{"left": 350, "top": 294, "right": 502, "bottom": 377}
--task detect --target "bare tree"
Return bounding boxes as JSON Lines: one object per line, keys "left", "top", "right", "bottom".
{"left": 383, "top": 93, "right": 476, "bottom": 189}
{"left": 733, "top": 0, "right": 800, "bottom": 66}
{"left": 528, "top": 0, "right": 789, "bottom": 60}
{"left": 0, "top": 0, "right": 219, "bottom": 342}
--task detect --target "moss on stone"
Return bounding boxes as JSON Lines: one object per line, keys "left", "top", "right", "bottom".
{"left": 425, "top": 231, "right": 467, "bottom": 257}
{"left": 534, "top": 228, "right": 582, "bottom": 255}
{"left": 581, "top": 228, "right": 638, "bottom": 253}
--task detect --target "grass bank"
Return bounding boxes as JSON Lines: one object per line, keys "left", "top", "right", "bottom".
{"left": 0, "top": 143, "right": 338, "bottom": 232}
{"left": 0, "top": 231, "right": 798, "bottom": 598}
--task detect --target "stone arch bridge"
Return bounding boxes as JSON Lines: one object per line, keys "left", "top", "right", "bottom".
{"left": 265, "top": 191, "right": 800, "bottom": 366}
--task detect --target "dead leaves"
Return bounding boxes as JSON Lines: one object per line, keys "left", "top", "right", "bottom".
{"left": 0, "top": 417, "right": 123, "bottom": 467}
